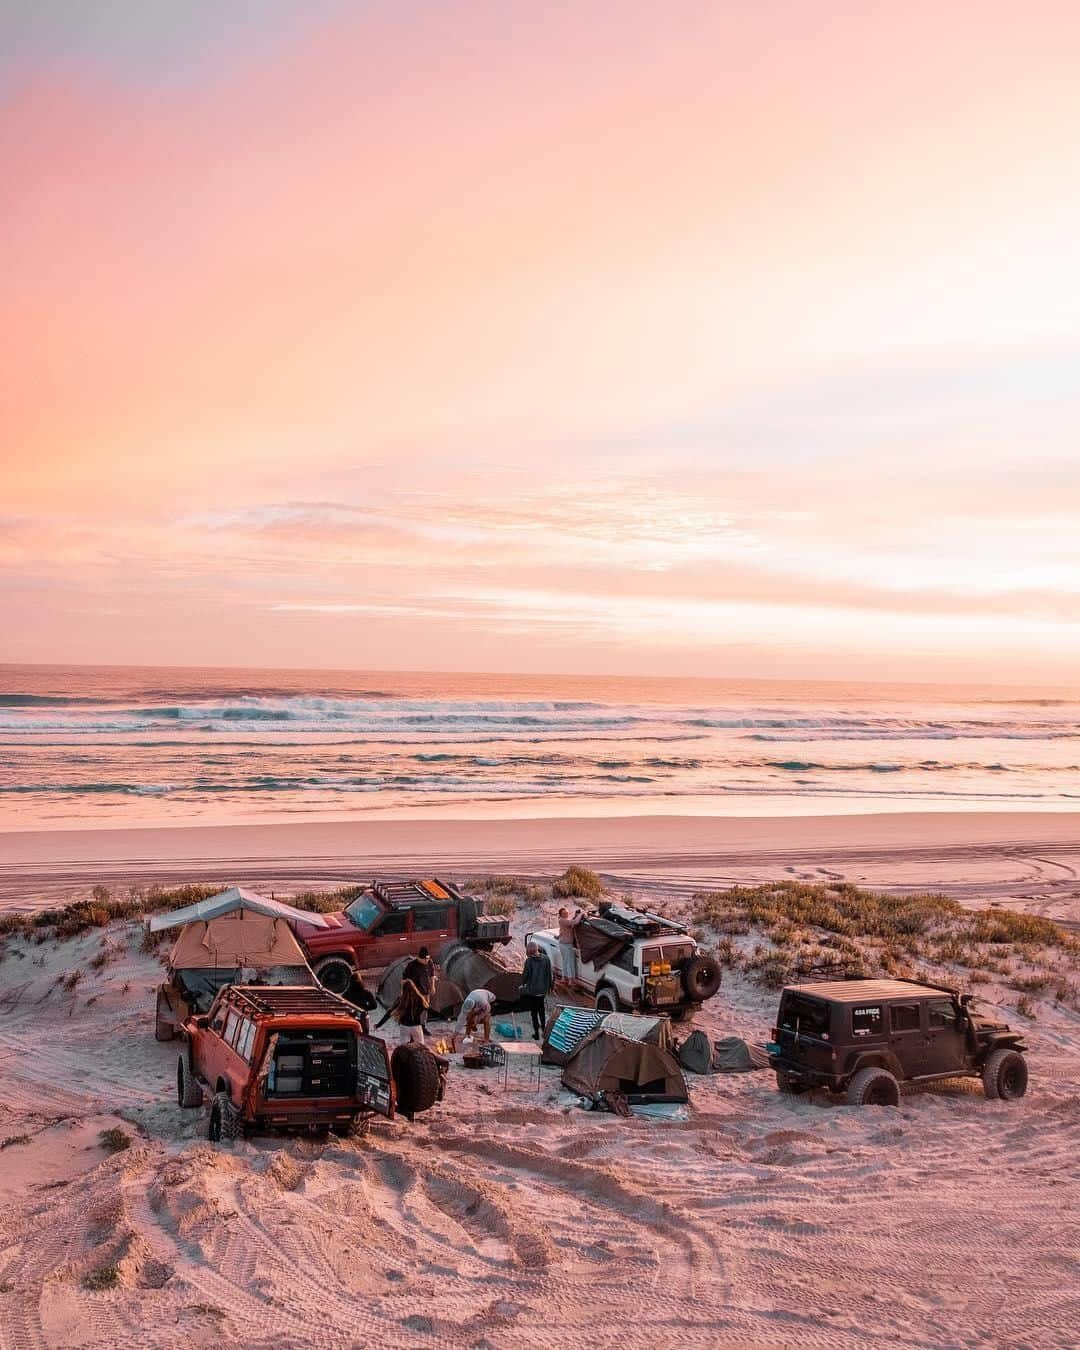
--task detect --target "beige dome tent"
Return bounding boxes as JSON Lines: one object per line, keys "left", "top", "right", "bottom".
{"left": 561, "top": 1028, "right": 689, "bottom": 1104}
{"left": 151, "top": 887, "right": 321, "bottom": 1041}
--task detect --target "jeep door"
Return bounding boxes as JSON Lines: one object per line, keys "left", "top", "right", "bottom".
{"left": 917, "top": 997, "right": 967, "bottom": 1076}
{"left": 886, "top": 1000, "right": 924, "bottom": 1074}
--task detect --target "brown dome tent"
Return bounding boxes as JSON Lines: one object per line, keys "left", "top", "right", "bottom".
{"left": 561, "top": 1028, "right": 689, "bottom": 1104}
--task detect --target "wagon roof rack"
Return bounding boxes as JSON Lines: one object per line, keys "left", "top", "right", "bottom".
{"left": 593, "top": 900, "right": 689, "bottom": 939}
{"left": 223, "top": 985, "right": 362, "bottom": 1019}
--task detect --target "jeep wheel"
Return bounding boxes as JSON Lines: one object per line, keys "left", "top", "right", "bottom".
{"left": 594, "top": 987, "right": 620, "bottom": 1013}
{"left": 208, "top": 1090, "right": 242, "bottom": 1143}
{"left": 155, "top": 990, "right": 175, "bottom": 1042}
{"left": 846, "top": 1066, "right": 900, "bottom": 1107}
{"left": 982, "top": 1048, "right": 1028, "bottom": 1101}
{"left": 314, "top": 956, "right": 355, "bottom": 997}
{"left": 176, "top": 1054, "right": 203, "bottom": 1108}
{"left": 776, "top": 1070, "right": 808, "bottom": 1096}
{"left": 682, "top": 955, "right": 722, "bottom": 1001}
{"left": 391, "top": 1044, "right": 442, "bottom": 1121}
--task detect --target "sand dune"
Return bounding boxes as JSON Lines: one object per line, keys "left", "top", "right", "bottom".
{"left": 1, "top": 879, "right": 1078, "bottom": 1348}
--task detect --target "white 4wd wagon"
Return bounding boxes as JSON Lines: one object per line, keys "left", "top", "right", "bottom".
{"left": 529, "top": 901, "right": 722, "bottom": 1022}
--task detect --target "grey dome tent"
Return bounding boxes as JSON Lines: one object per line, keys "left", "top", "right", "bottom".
{"left": 561, "top": 1028, "right": 688, "bottom": 1105}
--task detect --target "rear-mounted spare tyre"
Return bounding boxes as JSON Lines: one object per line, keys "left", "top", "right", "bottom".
{"left": 314, "top": 956, "right": 355, "bottom": 997}
{"left": 391, "top": 1043, "right": 442, "bottom": 1121}
{"left": 682, "top": 955, "right": 722, "bottom": 1001}
{"left": 846, "top": 1066, "right": 900, "bottom": 1107}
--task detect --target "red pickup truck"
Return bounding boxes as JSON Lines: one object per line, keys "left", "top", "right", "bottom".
{"left": 292, "top": 878, "right": 510, "bottom": 995}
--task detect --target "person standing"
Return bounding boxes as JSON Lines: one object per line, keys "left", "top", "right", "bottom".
{"left": 556, "top": 907, "right": 583, "bottom": 982}
{"left": 519, "top": 942, "right": 554, "bottom": 1040}
{"left": 391, "top": 947, "right": 435, "bottom": 1045}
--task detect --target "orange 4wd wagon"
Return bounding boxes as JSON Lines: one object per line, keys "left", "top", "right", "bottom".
{"left": 177, "top": 984, "right": 445, "bottom": 1141}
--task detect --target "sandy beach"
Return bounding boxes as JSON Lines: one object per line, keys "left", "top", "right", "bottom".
{"left": 1, "top": 863, "right": 1078, "bottom": 1349}
{"left": 2, "top": 811, "right": 1078, "bottom": 922}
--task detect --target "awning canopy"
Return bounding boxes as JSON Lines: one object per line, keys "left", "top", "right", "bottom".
{"left": 148, "top": 885, "right": 329, "bottom": 933}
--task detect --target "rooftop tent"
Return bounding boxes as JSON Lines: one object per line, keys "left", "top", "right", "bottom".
{"left": 167, "top": 912, "right": 310, "bottom": 971}
{"left": 148, "top": 886, "right": 329, "bottom": 933}
{"left": 561, "top": 1028, "right": 689, "bottom": 1104}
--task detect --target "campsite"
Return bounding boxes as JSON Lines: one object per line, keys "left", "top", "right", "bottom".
{"left": 0, "top": 873, "right": 1077, "bottom": 1348}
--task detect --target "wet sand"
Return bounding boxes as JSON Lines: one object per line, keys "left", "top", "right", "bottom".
{"left": 2, "top": 811, "right": 1078, "bottom": 921}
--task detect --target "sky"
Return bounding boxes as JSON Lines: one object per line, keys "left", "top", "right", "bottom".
{"left": 2, "top": 0, "right": 1079, "bottom": 682}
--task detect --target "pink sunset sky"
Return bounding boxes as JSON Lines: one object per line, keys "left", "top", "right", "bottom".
{"left": 3, "top": 1, "right": 1079, "bottom": 681}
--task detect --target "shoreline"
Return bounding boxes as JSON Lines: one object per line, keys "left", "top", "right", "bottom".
{"left": 2, "top": 810, "right": 1078, "bottom": 920}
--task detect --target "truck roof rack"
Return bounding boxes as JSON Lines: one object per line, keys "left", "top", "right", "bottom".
{"left": 370, "top": 878, "right": 464, "bottom": 908}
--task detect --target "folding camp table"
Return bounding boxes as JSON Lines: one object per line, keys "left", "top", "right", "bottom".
{"left": 499, "top": 1040, "right": 542, "bottom": 1092}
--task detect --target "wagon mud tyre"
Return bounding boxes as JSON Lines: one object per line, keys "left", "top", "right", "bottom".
{"left": 982, "top": 1048, "right": 1028, "bottom": 1101}
{"left": 594, "top": 987, "right": 619, "bottom": 1013}
{"left": 208, "top": 1091, "right": 242, "bottom": 1143}
{"left": 682, "top": 955, "right": 722, "bottom": 1001}
{"left": 177, "top": 1053, "right": 203, "bottom": 1108}
{"left": 846, "top": 1066, "right": 900, "bottom": 1107}
{"left": 776, "top": 1070, "right": 808, "bottom": 1096}
{"left": 155, "top": 990, "right": 175, "bottom": 1042}
{"left": 391, "top": 1044, "right": 441, "bottom": 1121}
{"left": 314, "top": 956, "right": 356, "bottom": 997}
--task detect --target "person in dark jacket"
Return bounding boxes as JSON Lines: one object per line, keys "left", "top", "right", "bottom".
{"left": 519, "top": 942, "right": 554, "bottom": 1039}
{"left": 383, "top": 947, "right": 436, "bottom": 1045}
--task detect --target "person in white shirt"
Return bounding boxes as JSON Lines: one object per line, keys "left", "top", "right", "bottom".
{"left": 455, "top": 987, "right": 496, "bottom": 1041}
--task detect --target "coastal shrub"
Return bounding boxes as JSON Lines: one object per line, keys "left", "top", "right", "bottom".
{"left": 83, "top": 1265, "right": 120, "bottom": 1292}
{"left": 466, "top": 876, "right": 548, "bottom": 906}
{"left": 484, "top": 895, "right": 517, "bottom": 917}
{"left": 98, "top": 1128, "right": 132, "bottom": 1153}
{"left": 291, "top": 886, "right": 365, "bottom": 914}
{"left": 689, "top": 880, "right": 1078, "bottom": 994}
{"left": 552, "top": 867, "right": 605, "bottom": 900}
{"left": 1016, "top": 995, "right": 1036, "bottom": 1019}
{"left": 0, "top": 1135, "right": 32, "bottom": 1150}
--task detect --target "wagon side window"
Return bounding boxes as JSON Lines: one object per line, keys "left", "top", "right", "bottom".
{"left": 890, "top": 1003, "right": 921, "bottom": 1032}
{"left": 237, "top": 1018, "right": 257, "bottom": 1062}
{"left": 377, "top": 911, "right": 409, "bottom": 935}
{"left": 223, "top": 1011, "right": 241, "bottom": 1047}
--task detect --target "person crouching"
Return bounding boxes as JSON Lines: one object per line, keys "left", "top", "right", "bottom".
{"left": 454, "top": 987, "right": 496, "bottom": 1044}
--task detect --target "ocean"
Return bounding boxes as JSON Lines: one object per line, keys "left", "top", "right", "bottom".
{"left": 1, "top": 664, "right": 1078, "bottom": 830}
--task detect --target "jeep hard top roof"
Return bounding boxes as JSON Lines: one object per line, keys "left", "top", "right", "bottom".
{"left": 368, "top": 878, "right": 464, "bottom": 909}
{"left": 215, "top": 984, "right": 363, "bottom": 1021}
{"left": 786, "top": 978, "right": 956, "bottom": 1003}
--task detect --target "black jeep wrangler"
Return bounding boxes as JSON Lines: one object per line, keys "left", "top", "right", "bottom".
{"left": 767, "top": 977, "right": 1028, "bottom": 1106}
